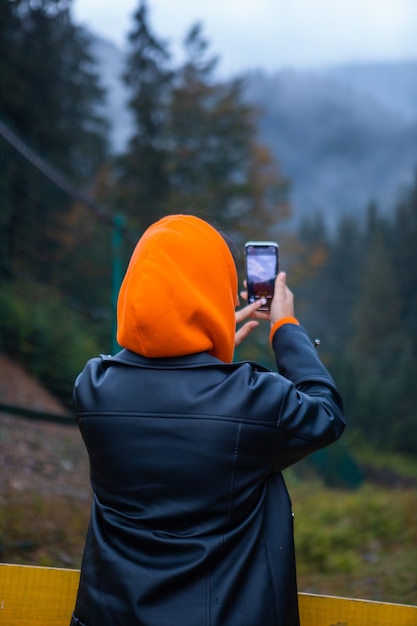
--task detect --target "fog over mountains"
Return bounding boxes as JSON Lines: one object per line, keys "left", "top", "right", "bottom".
{"left": 92, "top": 36, "right": 417, "bottom": 230}
{"left": 246, "top": 65, "right": 417, "bottom": 228}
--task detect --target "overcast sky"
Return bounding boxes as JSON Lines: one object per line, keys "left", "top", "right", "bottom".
{"left": 73, "top": 0, "right": 417, "bottom": 75}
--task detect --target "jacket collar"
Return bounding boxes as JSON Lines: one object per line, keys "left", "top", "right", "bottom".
{"left": 100, "top": 348, "right": 270, "bottom": 373}
{"left": 101, "top": 349, "right": 228, "bottom": 370}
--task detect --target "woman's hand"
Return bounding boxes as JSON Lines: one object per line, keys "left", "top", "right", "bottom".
{"left": 235, "top": 296, "right": 270, "bottom": 347}
{"left": 270, "top": 272, "right": 295, "bottom": 325}
{"left": 235, "top": 272, "right": 295, "bottom": 346}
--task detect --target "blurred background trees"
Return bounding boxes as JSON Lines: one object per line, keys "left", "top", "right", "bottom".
{"left": 0, "top": 0, "right": 109, "bottom": 183}
{"left": 292, "top": 178, "right": 417, "bottom": 454}
{"left": 112, "top": 5, "right": 289, "bottom": 236}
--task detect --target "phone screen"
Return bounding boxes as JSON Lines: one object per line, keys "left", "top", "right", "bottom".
{"left": 245, "top": 242, "right": 279, "bottom": 311}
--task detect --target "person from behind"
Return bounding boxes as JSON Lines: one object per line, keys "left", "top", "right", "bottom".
{"left": 70, "top": 214, "right": 345, "bottom": 626}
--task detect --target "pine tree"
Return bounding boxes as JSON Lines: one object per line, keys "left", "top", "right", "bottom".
{"left": 317, "top": 215, "right": 363, "bottom": 344}
{"left": 166, "top": 23, "right": 289, "bottom": 239}
{"left": 0, "top": 0, "right": 23, "bottom": 122}
{"left": 347, "top": 206, "right": 409, "bottom": 448}
{"left": 392, "top": 172, "right": 417, "bottom": 343}
{"left": 352, "top": 209, "right": 401, "bottom": 362}
{"left": 0, "top": 0, "right": 109, "bottom": 182}
{"left": 115, "top": 0, "right": 172, "bottom": 232}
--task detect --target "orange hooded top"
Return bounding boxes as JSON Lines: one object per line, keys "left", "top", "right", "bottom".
{"left": 117, "top": 215, "right": 238, "bottom": 363}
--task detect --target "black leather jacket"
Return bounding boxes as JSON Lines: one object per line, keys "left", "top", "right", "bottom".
{"left": 70, "top": 323, "right": 345, "bottom": 626}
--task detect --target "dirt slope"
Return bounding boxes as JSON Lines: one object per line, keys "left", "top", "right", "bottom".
{"left": 0, "top": 354, "right": 89, "bottom": 498}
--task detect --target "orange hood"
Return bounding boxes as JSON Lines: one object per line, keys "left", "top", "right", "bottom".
{"left": 116, "top": 215, "right": 238, "bottom": 363}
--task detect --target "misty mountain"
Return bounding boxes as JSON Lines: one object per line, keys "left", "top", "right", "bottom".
{"left": 245, "top": 65, "right": 417, "bottom": 228}
{"left": 320, "top": 62, "right": 417, "bottom": 123}
{"left": 91, "top": 36, "right": 417, "bottom": 229}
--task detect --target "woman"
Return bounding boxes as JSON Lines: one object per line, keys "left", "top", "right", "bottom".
{"left": 70, "top": 214, "right": 345, "bottom": 626}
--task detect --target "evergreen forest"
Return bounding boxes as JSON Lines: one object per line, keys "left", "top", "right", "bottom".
{"left": 1, "top": 0, "right": 417, "bottom": 460}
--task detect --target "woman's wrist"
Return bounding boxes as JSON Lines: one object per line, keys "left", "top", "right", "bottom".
{"left": 269, "top": 316, "right": 299, "bottom": 343}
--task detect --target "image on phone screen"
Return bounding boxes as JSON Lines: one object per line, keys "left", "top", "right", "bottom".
{"left": 245, "top": 243, "right": 279, "bottom": 311}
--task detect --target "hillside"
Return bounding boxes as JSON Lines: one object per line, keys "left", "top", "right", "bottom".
{"left": 91, "top": 35, "right": 417, "bottom": 230}
{"left": 0, "top": 354, "right": 89, "bottom": 500}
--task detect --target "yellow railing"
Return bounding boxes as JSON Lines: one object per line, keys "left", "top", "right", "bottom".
{"left": 1, "top": 563, "right": 416, "bottom": 626}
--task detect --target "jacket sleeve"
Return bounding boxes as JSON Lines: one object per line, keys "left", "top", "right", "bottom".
{"left": 270, "top": 322, "right": 345, "bottom": 471}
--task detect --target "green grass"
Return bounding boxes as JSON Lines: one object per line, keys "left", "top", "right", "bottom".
{"left": 350, "top": 441, "right": 417, "bottom": 482}
{"left": 283, "top": 445, "right": 417, "bottom": 605}
{"left": 289, "top": 481, "right": 417, "bottom": 604}
{"left": 0, "top": 492, "right": 90, "bottom": 568}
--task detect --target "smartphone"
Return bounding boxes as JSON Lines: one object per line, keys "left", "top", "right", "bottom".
{"left": 245, "top": 241, "right": 279, "bottom": 311}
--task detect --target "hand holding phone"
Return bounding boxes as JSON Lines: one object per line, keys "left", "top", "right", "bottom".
{"left": 245, "top": 241, "right": 279, "bottom": 312}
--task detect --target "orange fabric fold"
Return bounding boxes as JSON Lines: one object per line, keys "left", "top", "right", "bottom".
{"left": 117, "top": 215, "right": 238, "bottom": 363}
